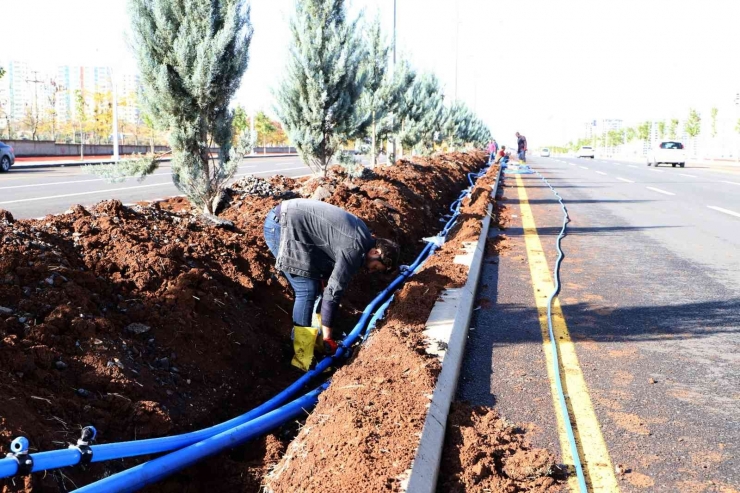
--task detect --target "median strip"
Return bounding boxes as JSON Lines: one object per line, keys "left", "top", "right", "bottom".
{"left": 707, "top": 205, "right": 740, "bottom": 218}
{"left": 646, "top": 186, "right": 675, "bottom": 196}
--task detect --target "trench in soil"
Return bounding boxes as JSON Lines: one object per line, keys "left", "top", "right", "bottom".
{"left": 0, "top": 152, "right": 486, "bottom": 492}
{"left": 263, "top": 165, "right": 567, "bottom": 493}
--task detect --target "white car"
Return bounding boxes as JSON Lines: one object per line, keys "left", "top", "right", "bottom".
{"left": 647, "top": 141, "right": 686, "bottom": 168}
{"left": 540, "top": 148, "right": 551, "bottom": 157}
{"left": 576, "top": 146, "right": 595, "bottom": 158}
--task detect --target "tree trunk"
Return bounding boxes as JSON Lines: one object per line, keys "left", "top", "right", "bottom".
{"left": 371, "top": 110, "right": 376, "bottom": 166}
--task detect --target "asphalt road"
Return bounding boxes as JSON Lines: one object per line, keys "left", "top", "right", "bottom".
{"left": 0, "top": 155, "right": 311, "bottom": 219}
{"left": 459, "top": 156, "right": 740, "bottom": 491}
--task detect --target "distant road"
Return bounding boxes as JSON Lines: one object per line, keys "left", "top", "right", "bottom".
{"left": 1, "top": 155, "right": 311, "bottom": 219}
{"left": 460, "top": 154, "right": 740, "bottom": 491}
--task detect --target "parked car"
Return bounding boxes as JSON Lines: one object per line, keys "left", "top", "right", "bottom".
{"left": 647, "top": 141, "right": 686, "bottom": 167}
{"left": 0, "top": 141, "right": 15, "bottom": 172}
{"left": 540, "top": 148, "right": 551, "bottom": 157}
{"left": 576, "top": 146, "right": 595, "bottom": 158}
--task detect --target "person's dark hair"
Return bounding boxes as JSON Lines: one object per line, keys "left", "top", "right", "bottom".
{"left": 374, "top": 238, "right": 400, "bottom": 270}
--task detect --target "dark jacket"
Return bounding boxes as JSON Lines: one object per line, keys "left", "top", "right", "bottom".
{"left": 276, "top": 199, "right": 375, "bottom": 327}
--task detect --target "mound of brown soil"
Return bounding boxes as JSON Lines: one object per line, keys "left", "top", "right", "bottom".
{"left": 264, "top": 162, "right": 504, "bottom": 492}
{"left": 0, "top": 152, "right": 484, "bottom": 492}
{"left": 437, "top": 403, "right": 565, "bottom": 492}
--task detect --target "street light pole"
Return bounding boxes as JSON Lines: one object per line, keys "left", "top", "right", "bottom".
{"left": 390, "top": 0, "right": 397, "bottom": 163}
{"left": 111, "top": 68, "right": 120, "bottom": 161}
{"left": 454, "top": 0, "right": 459, "bottom": 101}
{"left": 735, "top": 93, "right": 739, "bottom": 162}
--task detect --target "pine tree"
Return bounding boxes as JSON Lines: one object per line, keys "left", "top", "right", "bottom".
{"left": 357, "top": 18, "right": 413, "bottom": 165}
{"left": 276, "top": 0, "right": 368, "bottom": 176}
{"left": 399, "top": 73, "right": 446, "bottom": 155}
{"left": 92, "top": 0, "right": 253, "bottom": 214}
{"left": 375, "top": 59, "right": 415, "bottom": 163}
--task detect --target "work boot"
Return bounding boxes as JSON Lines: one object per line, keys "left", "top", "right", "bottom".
{"left": 291, "top": 325, "right": 318, "bottom": 372}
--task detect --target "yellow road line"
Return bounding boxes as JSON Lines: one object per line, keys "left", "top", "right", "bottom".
{"left": 515, "top": 174, "right": 619, "bottom": 492}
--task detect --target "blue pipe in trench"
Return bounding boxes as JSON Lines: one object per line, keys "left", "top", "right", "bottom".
{"left": 73, "top": 382, "right": 330, "bottom": 493}
{"left": 0, "top": 156, "right": 494, "bottom": 482}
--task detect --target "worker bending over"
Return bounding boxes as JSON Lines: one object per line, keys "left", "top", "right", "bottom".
{"left": 264, "top": 198, "right": 399, "bottom": 371}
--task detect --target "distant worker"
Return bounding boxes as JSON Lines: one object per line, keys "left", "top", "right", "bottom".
{"left": 263, "top": 199, "right": 400, "bottom": 371}
{"left": 516, "top": 132, "right": 528, "bottom": 164}
{"left": 495, "top": 145, "right": 509, "bottom": 166}
{"left": 487, "top": 139, "right": 498, "bottom": 158}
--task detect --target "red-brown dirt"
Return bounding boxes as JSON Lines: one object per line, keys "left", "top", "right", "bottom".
{"left": 264, "top": 163, "right": 514, "bottom": 492}
{"left": 0, "top": 152, "right": 484, "bottom": 492}
{"left": 437, "top": 403, "right": 565, "bottom": 492}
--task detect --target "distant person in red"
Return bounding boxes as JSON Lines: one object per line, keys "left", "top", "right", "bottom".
{"left": 516, "top": 132, "right": 528, "bottom": 163}
{"left": 495, "top": 146, "right": 509, "bottom": 165}
{"left": 487, "top": 139, "right": 498, "bottom": 157}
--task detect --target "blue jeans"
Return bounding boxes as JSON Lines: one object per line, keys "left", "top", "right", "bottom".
{"left": 518, "top": 150, "right": 526, "bottom": 162}
{"left": 264, "top": 208, "right": 321, "bottom": 327}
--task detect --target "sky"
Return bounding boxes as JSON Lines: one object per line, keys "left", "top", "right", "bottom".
{"left": 2, "top": 0, "right": 740, "bottom": 147}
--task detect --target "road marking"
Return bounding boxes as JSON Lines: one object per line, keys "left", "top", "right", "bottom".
{"left": 628, "top": 165, "right": 638, "bottom": 168}
{"left": 0, "top": 182, "right": 171, "bottom": 205}
{"left": 648, "top": 168, "right": 664, "bottom": 173}
{"left": 0, "top": 164, "right": 259, "bottom": 191}
{"left": 0, "top": 165, "right": 311, "bottom": 206}
{"left": 721, "top": 180, "right": 740, "bottom": 186}
{"left": 569, "top": 163, "right": 576, "bottom": 166}
{"left": 679, "top": 173, "right": 697, "bottom": 178}
{"left": 579, "top": 166, "right": 589, "bottom": 170}
{"left": 245, "top": 166, "right": 309, "bottom": 175}
{"left": 515, "top": 174, "right": 619, "bottom": 492}
{"left": 595, "top": 171, "right": 607, "bottom": 176}
{"left": 646, "top": 186, "right": 675, "bottom": 196}
{"left": 616, "top": 177, "right": 634, "bottom": 183}
{"left": 707, "top": 206, "right": 740, "bottom": 218}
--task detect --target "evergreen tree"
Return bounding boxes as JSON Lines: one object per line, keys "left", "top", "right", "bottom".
{"left": 398, "top": 73, "right": 446, "bottom": 155}
{"left": 357, "top": 18, "right": 413, "bottom": 165}
{"left": 443, "top": 101, "right": 480, "bottom": 149}
{"left": 276, "top": 0, "right": 368, "bottom": 176}
{"left": 92, "top": 0, "right": 254, "bottom": 214}
{"left": 375, "top": 59, "right": 415, "bottom": 163}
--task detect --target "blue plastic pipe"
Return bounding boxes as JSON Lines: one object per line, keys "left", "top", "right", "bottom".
{"left": 74, "top": 382, "right": 330, "bottom": 493}
{"left": 0, "top": 161, "right": 493, "bottom": 480}
{"left": 0, "top": 243, "right": 434, "bottom": 479}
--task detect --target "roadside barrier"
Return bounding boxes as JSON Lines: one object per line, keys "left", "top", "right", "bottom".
{"left": 0, "top": 154, "right": 495, "bottom": 491}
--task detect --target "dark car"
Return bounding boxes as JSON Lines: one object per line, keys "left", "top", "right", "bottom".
{"left": 0, "top": 141, "right": 15, "bottom": 172}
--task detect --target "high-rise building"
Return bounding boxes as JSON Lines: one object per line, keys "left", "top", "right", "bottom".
{"left": 57, "top": 65, "right": 113, "bottom": 122}
{"left": 119, "top": 73, "right": 142, "bottom": 124}
{"left": 5, "top": 61, "right": 31, "bottom": 122}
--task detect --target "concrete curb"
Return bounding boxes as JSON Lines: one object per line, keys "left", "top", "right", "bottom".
{"left": 404, "top": 164, "right": 503, "bottom": 493}
{"left": 11, "top": 153, "right": 298, "bottom": 170}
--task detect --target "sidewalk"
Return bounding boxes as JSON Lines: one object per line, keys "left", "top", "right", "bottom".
{"left": 11, "top": 153, "right": 298, "bottom": 170}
